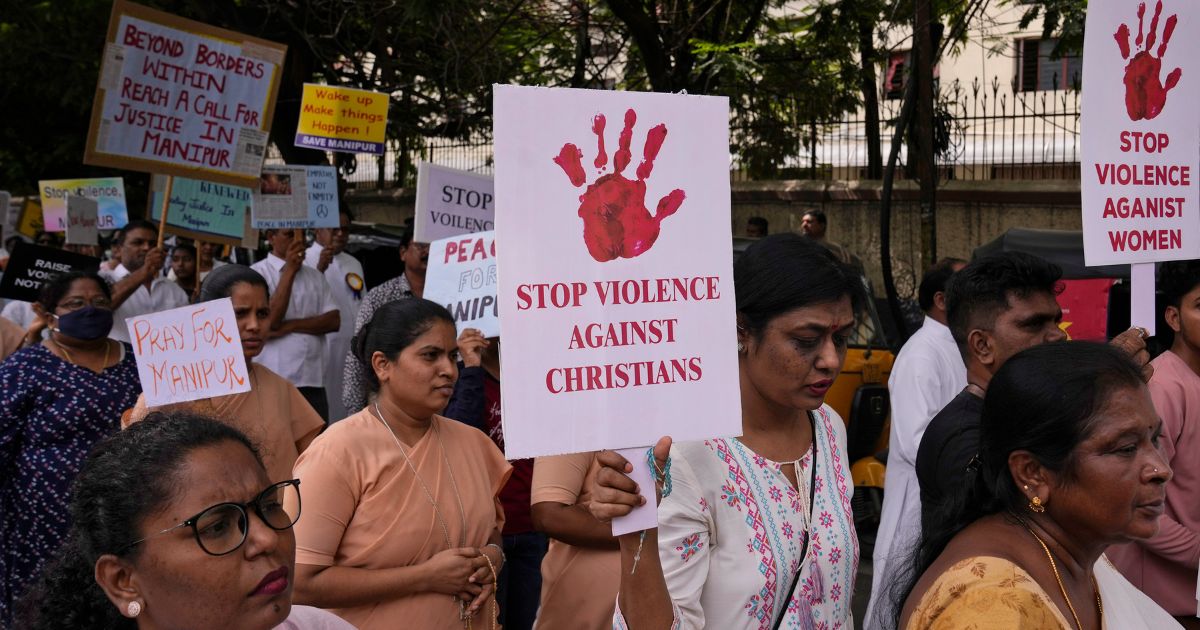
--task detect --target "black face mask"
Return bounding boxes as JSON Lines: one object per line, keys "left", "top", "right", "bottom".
{"left": 53, "top": 306, "right": 114, "bottom": 341}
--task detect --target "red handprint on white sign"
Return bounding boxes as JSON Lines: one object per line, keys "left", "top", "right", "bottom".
{"left": 1114, "top": 0, "right": 1182, "bottom": 121}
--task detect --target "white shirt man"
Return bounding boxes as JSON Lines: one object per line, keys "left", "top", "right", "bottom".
{"left": 252, "top": 229, "right": 340, "bottom": 420}
{"left": 304, "top": 211, "right": 364, "bottom": 422}
{"left": 865, "top": 260, "right": 966, "bottom": 628}
{"left": 98, "top": 221, "right": 189, "bottom": 343}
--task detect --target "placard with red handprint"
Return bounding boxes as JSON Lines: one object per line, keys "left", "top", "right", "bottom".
{"left": 493, "top": 85, "right": 741, "bottom": 460}
{"left": 1081, "top": 0, "right": 1200, "bottom": 266}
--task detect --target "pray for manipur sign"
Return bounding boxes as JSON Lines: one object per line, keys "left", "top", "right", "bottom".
{"left": 424, "top": 231, "right": 499, "bottom": 338}
{"left": 494, "top": 85, "right": 742, "bottom": 459}
{"left": 413, "top": 163, "right": 495, "bottom": 243}
{"left": 84, "top": 1, "right": 286, "bottom": 186}
{"left": 1081, "top": 0, "right": 1200, "bottom": 265}
{"left": 295, "top": 83, "right": 389, "bottom": 154}
{"left": 150, "top": 174, "right": 252, "bottom": 245}
{"left": 127, "top": 298, "right": 251, "bottom": 407}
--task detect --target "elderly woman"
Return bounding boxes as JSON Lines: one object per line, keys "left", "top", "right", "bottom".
{"left": 0, "top": 271, "right": 141, "bottom": 625}
{"left": 589, "top": 234, "right": 866, "bottom": 628}
{"left": 292, "top": 298, "right": 510, "bottom": 629}
{"left": 897, "top": 342, "right": 1180, "bottom": 629}
{"left": 16, "top": 412, "right": 351, "bottom": 629}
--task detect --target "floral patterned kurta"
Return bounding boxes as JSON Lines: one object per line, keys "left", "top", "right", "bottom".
{"left": 616, "top": 405, "right": 858, "bottom": 630}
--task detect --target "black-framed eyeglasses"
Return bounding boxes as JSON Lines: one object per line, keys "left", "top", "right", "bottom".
{"left": 122, "top": 479, "right": 301, "bottom": 556}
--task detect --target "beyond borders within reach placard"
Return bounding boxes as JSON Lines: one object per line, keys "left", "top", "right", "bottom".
{"left": 83, "top": 1, "right": 286, "bottom": 186}
{"left": 295, "top": 83, "right": 388, "bottom": 154}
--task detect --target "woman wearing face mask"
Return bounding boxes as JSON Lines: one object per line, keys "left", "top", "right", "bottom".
{"left": 17, "top": 412, "right": 354, "bottom": 629}
{"left": 0, "top": 271, "right": 142, "bottom": 625}
{"left": 123, "top": 265, "right": 325, "bottom": 485}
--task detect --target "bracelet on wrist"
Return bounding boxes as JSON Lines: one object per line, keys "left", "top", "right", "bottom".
{"left": 484, "top": 543, "right": 505, "bottom": 566}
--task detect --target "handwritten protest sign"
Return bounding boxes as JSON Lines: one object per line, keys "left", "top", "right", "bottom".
{"left": 38, "top": 178, "right": 128, "bottom": 232}
{"left": 251, "top": 165, "right": 340, "bottom": 229}
{"left": 414, "top": 163, "right": 495, "bottom": 243}
{"left": 0, "top": 243, "right": 101, "bottom": 302}
{"left": 150, "top": 174, "right": 251, "bottom": 245}
{"left": 65, "top": 197, "right": 100, "bottom": 246}
{"left": 84, "top": 1, "right": 286, "bottom": 186}
{"left": 127, "top": 298, "right": 251, "bottom": 407}
{"left": 494, "top": 85, "right": 740, "bottom": 460}
{"left": 295, "top": 83, "right": 388, "bottom": 154}
{"left": 425, "top": 231, "right": 499, "bottom": 337}
{"left": 1081, "top": 0, "right": 1200, "bottom": 335}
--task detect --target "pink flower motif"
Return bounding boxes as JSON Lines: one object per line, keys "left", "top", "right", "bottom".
{"left": 815, "top": 476, "right": 824, "bottom": 493}
{"left": 753, "top": 454, "right": 767, "bottom": 467}
{"left": 782, "top": 522, "right": 794, "bottom": 539}
{"left": 820, "top": 511, "right": 833, "bottom": 528}
{"left": 721, "top": 482, "right": 742, "bottom": 510}
{"left": 829, "top": 546, "right": 842, "bottom": 565}
{"left": 676, "top": 533, "right": 705, "bottom": 562}
{"left": 791, "top": 497, "right": 802, "bottom": 512}
{"left": 698, "top": 497, "right": 709, "bottom": 512}
{"left": 769, "top": 485, "right": 783, "bottom": 502}
{"left": 831, "top": 582, "right": 842, "bottom": 602}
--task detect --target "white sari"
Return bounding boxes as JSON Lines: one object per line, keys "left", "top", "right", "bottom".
{"left": 1096, "top": 555, "right": 1184, "bottom": 629}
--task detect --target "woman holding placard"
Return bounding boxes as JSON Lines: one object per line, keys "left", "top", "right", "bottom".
{"left": 291, "top": 298, "right": 510, "bottom": 630}
{"left": 0, "top": 271, "right": 141, "bottom": 625}
{"left": 123, "top": 264, "right": 325, "bottom": 486}
{"left": 589, "top": 234, "right": 865, "bottom": 629}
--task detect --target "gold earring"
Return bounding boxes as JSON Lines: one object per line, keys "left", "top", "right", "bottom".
{"left": 1029, "top": 496, "right": 1045, "bottom": 513}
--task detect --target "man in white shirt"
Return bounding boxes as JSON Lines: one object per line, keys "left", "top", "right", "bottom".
{"left": 252, "top": 228, "right": 340, "bottom": 421}
{"left": 304, "top": 209, "right": 363, "bottom": 422}
{"left": 864, "top": 257, "right": 967, "bottom": 628}
{"left": 99, "top": 220, "right": 189, "bottom": 343}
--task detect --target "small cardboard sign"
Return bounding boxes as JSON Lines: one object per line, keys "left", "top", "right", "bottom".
{"left": 83, "top": 1, "right": 286, "bottom": 186}
{"left": 0, "top": 242, "right": 102, "bottom": 302}
{"left": 150, "top": 174, "right": 252, "bottom": 245}
{"left": 424, "top": 231, "right": 499, "bottom": 337}
{"left": 413, "top": 163, "right": 495, "bottom": 243}
{"left": 38, "top": 178, "right": 128, "bottom": 233}
{"left": 251, "top": 165, "right": 340, "bottom": 229}
{"left": 127, "top": 297, "right": 252, "bottom": 406}
{"left": 295, "top": 83, "right": 389, "bottom": 154}
{"left": 65, "top": 197, "right": 100, "bottom": 245}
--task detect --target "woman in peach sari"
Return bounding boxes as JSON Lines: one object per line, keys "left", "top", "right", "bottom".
{"left": 124, "top": 265, "right": 324, "bottom": 484}
{"left": 291, "top": 298, "right": 510, "bottom": 630}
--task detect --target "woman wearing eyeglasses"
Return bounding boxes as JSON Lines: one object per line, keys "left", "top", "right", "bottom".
{"left": 291, "top": 298, "right": 511, "bottom": 629}
{"left": 16, "top": 412, "right": 353, "bottom": 629}
{"left": 0, "top": 271, "right": 142, "bottom": 626}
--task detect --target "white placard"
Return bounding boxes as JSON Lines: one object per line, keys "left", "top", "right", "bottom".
{"left": 413, "top": 162, "right": 495, "bottom": 243}
{"left": 1081, "top": 0, "right": 1200, "bottom": 265}
{"left": 494, "top": 85, "right": 741, "bottom": 459}
{"left": 425, "top": 231, "right": 499, "bottom": 338}
{"left": 251, "top": 164, "right": 340, "bottom": 229}
{"left": 127, "top": 298, "right": 252, "bottom": 407}
{"left": 65, "top": 196, "right": 100, "bottom": 245}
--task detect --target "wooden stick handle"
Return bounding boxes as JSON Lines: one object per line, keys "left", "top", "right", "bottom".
{"left": 156, "top": 175, "right": 174, "bottom": 249}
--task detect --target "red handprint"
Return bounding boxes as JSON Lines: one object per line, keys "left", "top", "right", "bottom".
{"left": 553, "top": 109, "right": 686, "bottom": 262}
{"left": 1114, "top": 0, "right": 1181, "bottom": 121}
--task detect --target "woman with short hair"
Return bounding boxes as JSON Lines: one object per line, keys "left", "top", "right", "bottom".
{"left": 897, "top": 342, "right": 1180, "bottom": 629}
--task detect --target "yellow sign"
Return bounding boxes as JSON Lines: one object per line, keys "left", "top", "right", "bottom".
{"left": 17, "top": 198, "right": 43, "bottom": 237}
{"left": 295, "top": 83, "right": 388, "bottom": 154}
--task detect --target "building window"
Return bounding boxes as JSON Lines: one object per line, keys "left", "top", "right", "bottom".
{"left": 883, "top": 50, "right": 939, "bottom": 100}
{"left": 1016, "top": 38, "right": 1082, "bottom": 91}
